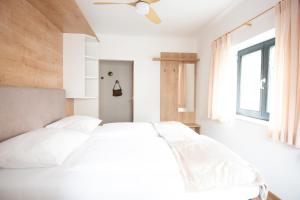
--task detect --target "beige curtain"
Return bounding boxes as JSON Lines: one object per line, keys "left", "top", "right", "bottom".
{"left": 208, "top": 34, "right": 235, "bottom": 122}
{"left": 268, "top": 0, "right": 300, "bottom": 147}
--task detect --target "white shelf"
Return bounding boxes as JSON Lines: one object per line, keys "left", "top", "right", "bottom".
{"left": 85, "top": 76, "right": 98, "bottom": 79}
{"left": 85, "top": 35, "right": 98, "bottom": 42}
{"left": 85, "top": 56, "right": 98, "bottom": 60}
{"left": 74, "top": 97, "right": 97, "bottom": 99}
{"left": 63, "top": 33, "right": 99, "bottom": 117}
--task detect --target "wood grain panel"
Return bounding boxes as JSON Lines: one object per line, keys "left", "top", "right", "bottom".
{"left": 160, "top": 52, "right": 197, "bottom": 123}
{"left": 155, "top": 52, "right": 199, "bottom": 63}
{"left": 160, "top": 61, "right": 179, "bottom": 121}
{"left": 184, "top": 123, "right": 201, "bottom": 134}
{"left": 178, "top": 112, "right": 195, "bottom": 123}
{"left": 0, "top": 0, "right": 73, "bottom": 115}
{"left": 26, "top": 0, "right": 97, "bottom": 38}
{"left": 66, "top": 99, "right": 74, "bottom": 116}
{"left": 0, "top": 0, "right": 62, "bottom": 88}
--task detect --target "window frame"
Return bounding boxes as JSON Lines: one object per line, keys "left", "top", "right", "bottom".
{"left": 236, "top": 38, "right": 275, "bottom": 121}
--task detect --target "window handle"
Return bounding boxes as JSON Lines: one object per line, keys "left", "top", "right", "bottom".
{"left": 260, "top": 78, "right": 266, "bottom": 89}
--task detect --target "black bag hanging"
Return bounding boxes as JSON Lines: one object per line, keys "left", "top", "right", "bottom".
{"left": 112, "top": 80, "right": 122, "bottom": 97}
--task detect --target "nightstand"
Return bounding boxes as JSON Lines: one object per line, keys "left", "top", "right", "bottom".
{"left": 184, "top": 123, "right": 201, "bottom": 134}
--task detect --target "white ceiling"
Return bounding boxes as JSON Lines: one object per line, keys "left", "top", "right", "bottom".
{"left": 75, "top": 0, "right": 241, "bottom": 37}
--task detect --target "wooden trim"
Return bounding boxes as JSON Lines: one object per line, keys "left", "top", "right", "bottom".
{"left": 194, "top": 61, "right": 197, "bottom": 115}
{"left": 153, "top": 58, "right": 199, "bottom": 62}
{"left": 154, "top": 52, "right": 199, "bottom": 63}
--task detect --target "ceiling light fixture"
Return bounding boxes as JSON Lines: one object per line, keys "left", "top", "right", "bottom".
{"left": 135, "top": 1, "right": 150, "bottom": 15}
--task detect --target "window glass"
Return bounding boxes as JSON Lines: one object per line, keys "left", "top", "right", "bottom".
{"left": 236, "top": 38, "right": 275, "bottom": 121}
{"left": 240, "top": 50, "right": 262, "bottom": 111}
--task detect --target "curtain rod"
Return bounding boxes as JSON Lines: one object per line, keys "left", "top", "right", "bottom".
{"left": 215, "top": 3, "right": 278, "bottom": 40}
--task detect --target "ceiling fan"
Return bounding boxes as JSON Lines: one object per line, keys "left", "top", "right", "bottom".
{"left": 93, "top": 0, "right": 161, "bottom": 24}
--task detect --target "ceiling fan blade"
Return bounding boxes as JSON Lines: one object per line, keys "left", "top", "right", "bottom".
{"left": 146, "top": 7, "right": 161, "bottom": 24}
{"left": 94, "top": 2, "right": 129, "bottom": 4}
{"left": 94, "top": 1, "right": 138, "bottom": 5}
{"left": 143, "top": 0, "right": 160, "bottom": 3}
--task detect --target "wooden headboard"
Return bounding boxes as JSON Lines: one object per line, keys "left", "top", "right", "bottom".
{"left": 0, "top": 86, "right": 66, "bottom": 142}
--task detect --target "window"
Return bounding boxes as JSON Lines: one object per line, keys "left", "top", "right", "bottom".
{"left": 236, "top": 38, "right": 275, "bottom": 121}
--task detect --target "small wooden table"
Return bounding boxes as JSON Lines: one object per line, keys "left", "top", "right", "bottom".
{"left": 184, "top": 123, "right": 201, "bottom": 134}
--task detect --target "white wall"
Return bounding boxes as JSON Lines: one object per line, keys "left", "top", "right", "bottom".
{"left": 97, "top": 34, "right": 197, "bottom": 122}
{"left": 196, "top": 0, "right": 300, "bottom": 199}
{"left": 74, "top": 99, "right": 99, "bottom": 118}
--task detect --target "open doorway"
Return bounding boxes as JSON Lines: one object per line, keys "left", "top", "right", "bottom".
{"left": 99, "top": 60, "right": 134, "bottom": 123}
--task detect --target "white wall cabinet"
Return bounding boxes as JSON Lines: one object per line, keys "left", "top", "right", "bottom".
{"left": 63, "top": 33, "right": 99, "bottom": 98}
{"left": 63, "top": 33, "right": 100, "bottom": 118}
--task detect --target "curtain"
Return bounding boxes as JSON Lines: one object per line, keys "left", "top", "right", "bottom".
{"left": 208, "top": 34, "right": 235, "bottom": 122}
{"left": 268, "top": 0, "right": 300, "bottom": 147}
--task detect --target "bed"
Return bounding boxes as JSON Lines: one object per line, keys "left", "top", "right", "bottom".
{"left": 0, "top": 86, "right": 265, "bottom": 200}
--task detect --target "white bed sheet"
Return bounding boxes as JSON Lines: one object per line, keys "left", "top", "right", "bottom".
{"left": 0, "top": 123, "right": 259, "bottom": 200}
{"left": 94, "top": 122, "right": 159, "bottom": 138}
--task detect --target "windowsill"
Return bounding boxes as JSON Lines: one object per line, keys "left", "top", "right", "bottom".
{"left": 235, "top": 114, "right": 269, "bottom": 126}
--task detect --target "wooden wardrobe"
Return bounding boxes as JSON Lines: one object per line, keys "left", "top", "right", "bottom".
{"left": 158, "top": 52, "right": 198, "bottom": 123}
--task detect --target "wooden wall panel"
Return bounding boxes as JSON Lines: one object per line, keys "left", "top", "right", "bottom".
{"left": 0, "top": 0, "right": 63, "bottom": 88}
{"left": 0, "top": 0, "right": 74, "bottom": 115}
{"left": 160, "top": 61, "right": 179, "bottom": 121}
{"left": 66, "top": 99, "right": 74, "bottom": 116}
{"left": 26, "top": 0, "right": 97, "bottom": 38}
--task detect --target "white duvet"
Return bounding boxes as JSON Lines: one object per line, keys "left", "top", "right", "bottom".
{"left": 0, "top": 122, "right": 261, "bottom": 200}
{"left": 153, "top": 122, "right": 266, "bottom": 199}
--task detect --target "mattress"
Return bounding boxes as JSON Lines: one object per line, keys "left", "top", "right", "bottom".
{"left": 0, "top": 123, "right": 259, "bottom": 200}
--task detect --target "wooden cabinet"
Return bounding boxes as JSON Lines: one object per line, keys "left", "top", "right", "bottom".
{"left": 184, "top": 123, "right": 201, "bottom": 134}
{"left": 159, "top": 52, "right": 198, "bottom": 123}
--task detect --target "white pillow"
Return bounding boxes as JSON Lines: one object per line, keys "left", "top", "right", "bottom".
{"left": 0, "top": 128, "right": 89, "bottom": 168}
{"left": 46, "top": 115, "right": 102, "bottom": 133}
